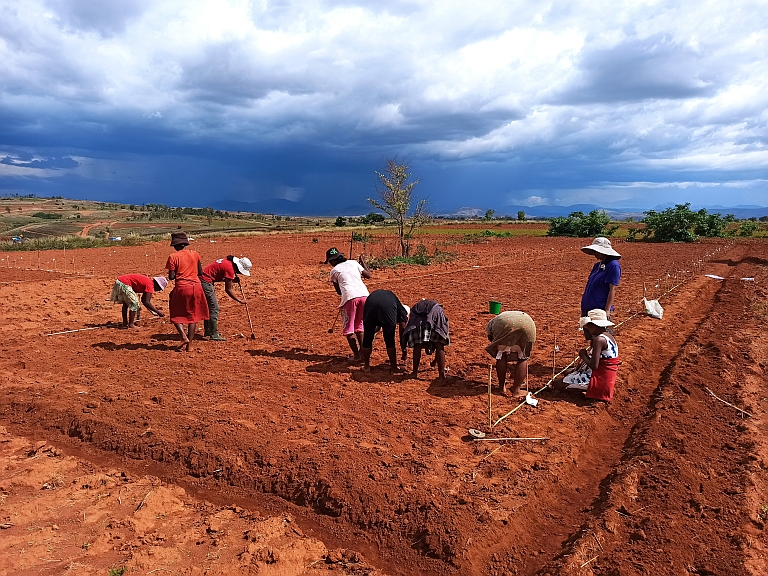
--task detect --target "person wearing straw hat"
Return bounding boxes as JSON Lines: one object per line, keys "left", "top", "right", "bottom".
{"left": 165, "top": 232, "right": 209, "bottom": 351}
{"left": 553, "top": 309, "right": 620, "bottom": 401}
{"left": 200, "top": 256, "right": 252, "bottom": 341}
{"left": 109, "top": 274, "right": 168, "bottom": 328}
{"left": 325, "top": 247, "right": 372, "bottom": 360}
{"left": 485, "top": 311, "right": 536, "bottom": 397}
{"left": 360, "top": 289, "right": 409, "bottom": 374}
{"left": 580, "top": 237, "right": 621, "bottom": 318}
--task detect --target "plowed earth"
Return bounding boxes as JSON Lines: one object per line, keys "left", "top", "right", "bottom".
{"left": 1, "top": 233, "right": 767, "bottom": 575}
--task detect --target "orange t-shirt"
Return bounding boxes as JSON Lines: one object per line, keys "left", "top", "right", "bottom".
{"left": 165, "top": 249, "right": 201, "bottom": 284}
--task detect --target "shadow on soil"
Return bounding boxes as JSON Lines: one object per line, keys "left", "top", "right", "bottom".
{"left": 711, "top": 256, "right": 768, "bottom": 267}
{"left": 246, "top": 347, "right": 358, "bottom": 374}
{"left": 92, "top": 340, "right": 179, "bottom": 352}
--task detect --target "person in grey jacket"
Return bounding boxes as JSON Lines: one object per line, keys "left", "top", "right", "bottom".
{"left": 401, "top": 299, "right": 450, "bottom": 380}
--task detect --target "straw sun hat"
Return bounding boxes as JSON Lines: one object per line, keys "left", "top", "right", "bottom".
{"left": 233, "top": 256, "right": 252, "bottom": 276}
{"left": 579, "top": 309, "right": 615, "bottom": 329}
{"left": 581, "top": 237, "right": 620, "bottom": 258}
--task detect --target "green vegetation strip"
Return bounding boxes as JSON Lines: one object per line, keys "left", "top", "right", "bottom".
{"left": 0, "top": 236, "right": 147, "bottom": 251}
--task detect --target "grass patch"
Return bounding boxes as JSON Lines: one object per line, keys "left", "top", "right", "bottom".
{"left": 367, "top": 245, "right": 456, "bottom": 268}
{"left": 459, "top": 229, "right": 513, "bottom": 243}
{"left": 0, "top": 235, "right": 147, "bottom": 251}
{"left": 417, "top": 226, "right": 548, "bottom": 237}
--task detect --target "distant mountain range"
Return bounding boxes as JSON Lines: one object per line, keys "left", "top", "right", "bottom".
{"left": 211, "top": 198, "right": 768, "bottom": 219}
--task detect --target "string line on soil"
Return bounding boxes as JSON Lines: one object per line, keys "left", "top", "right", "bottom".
{"left": 704, "top": 386, "right": 753, "bottom": 418}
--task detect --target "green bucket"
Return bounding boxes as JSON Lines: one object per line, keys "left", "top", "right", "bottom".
{"left": 489, "top": 301, "right": 502, "bottom": 314}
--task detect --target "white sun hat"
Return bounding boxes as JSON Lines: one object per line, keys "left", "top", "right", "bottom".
{"left": 581, "top": 237, "right": 621, "bottom": 258}
{"left": 579, "top": 309, "right": 615, "bottom": 328}
{"left": 233, "top": 256, "right": 252, "bottom": 276}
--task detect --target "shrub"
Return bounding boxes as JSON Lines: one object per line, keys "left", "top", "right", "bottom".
{"left": 692, "top": 209, "right": 734, "bottom": 237}
{"left": 359, "top": 212, "right": 385, "bottom": 225}
{"left": 366, "top": 245, "right": 455, "bottom": 268}
{"left": 739, "top": 220, "right": 759, "bottom": 237}
{"left": 628, "top": 203, "right": 735, "bottom": 242}
{"left": 31, "top": 212, "right": 63, "bottom": 220}
{"left": 547, "top": 210, "right": 616, "bottom": 237}
{"left": 334, "top": 216, "right": 347, "bottom": 227}
{"left": 351, "top": 232, "right": 374, "bottom": 244}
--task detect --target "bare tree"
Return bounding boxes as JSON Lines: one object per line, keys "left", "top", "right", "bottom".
{"left": 368, "top": 158, "right": 429, "bottom": 257}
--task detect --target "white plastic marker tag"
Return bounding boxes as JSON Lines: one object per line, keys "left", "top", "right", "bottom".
{"left": 525, "top": 392, "right": 538, "bottom": 407}
{"left": 705, "top": 274, "right": 725, "bottom": 280}
{"left": 740, "top": 277, "right": 754, "bottom": 281}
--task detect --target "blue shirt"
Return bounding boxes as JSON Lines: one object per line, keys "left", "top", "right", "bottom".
{"left": 581, "top": 259, "right": 621, "bottom": 315}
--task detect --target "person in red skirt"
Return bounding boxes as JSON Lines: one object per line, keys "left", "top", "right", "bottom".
{"left": 553, "top": 309, "right": 620, "bottom": 401}
{"left": 165, "top": 232, "right": 209, "bottom": 351}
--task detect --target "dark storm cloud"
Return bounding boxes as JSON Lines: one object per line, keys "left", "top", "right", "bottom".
{"left": 43, "top": 0, "right": 151, "bottom": 36}
{"left": 551, "top": 35, "right": 715, "bottom": 104}
{"left": 0, "top": 1, "right": 767, "bottom": 211}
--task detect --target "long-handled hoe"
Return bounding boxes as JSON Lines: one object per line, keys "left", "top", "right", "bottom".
{"left": 328, "top": 309, "right": 341, "bottom": 334}
{"left": 238, "top": 283, "right": 256, "bottom": 340}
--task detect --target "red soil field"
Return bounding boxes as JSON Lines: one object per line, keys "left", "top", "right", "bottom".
{"left": 1, "top": 233, "right": 767, "bottom": 575}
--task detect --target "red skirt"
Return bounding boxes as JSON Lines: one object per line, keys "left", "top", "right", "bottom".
{"left": 585, "top": 356, "right": 620, "bottom": 402}
{"left": 169, "top": 281, "right": 209, "bottom": 324}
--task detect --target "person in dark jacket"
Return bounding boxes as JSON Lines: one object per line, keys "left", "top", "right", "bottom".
{"left": 401, "top": 299, "right": 450, "bottom": 380}
{"left": 360, "top": 289, "right": 410, "bottom": 374}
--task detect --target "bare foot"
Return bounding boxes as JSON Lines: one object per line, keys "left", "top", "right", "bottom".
{"left": 362, "top": 365, "right": 371, "bottom": 373}
{"left": 390, "top": 366, "right": 405, "bottom": 374}
{"left": 409, "top": 371, "right": 419, "bottom": 379}
{"left": 176, "top": 339, "right": 189, "bottom": 351}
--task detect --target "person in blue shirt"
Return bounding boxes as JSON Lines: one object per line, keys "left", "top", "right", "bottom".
{"left": 580, "top": 237, "right": 621, "bottom": 318}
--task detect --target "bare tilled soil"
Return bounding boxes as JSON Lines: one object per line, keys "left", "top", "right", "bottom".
{"left": 1, "top": 233, "right": 767, "bottom": 575}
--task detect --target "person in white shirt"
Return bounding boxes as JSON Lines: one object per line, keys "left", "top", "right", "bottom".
{"left": 325, "top": 247, "right": 372, "bottom": 360}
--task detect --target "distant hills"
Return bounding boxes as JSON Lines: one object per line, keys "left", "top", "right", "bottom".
{"left": 212, "top": 198, "right": 768, "bottom": 219}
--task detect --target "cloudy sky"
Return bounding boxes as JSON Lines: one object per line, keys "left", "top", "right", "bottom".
{"left": 0, "top": 0, "right": 767, "bottom": 213}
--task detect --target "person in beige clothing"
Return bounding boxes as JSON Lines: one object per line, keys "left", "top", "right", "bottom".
{"left": 485, "top": 311, "right": 536, "bottom": 397}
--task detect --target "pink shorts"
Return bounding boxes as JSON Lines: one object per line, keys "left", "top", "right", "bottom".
{"left": 341, "top": 296, "right": 367, "bottom": 336}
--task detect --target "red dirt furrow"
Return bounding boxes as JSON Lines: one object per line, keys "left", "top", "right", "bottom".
{"left": 0, "top": 235, "right": 763, "bottom": 576}
{"left": 538, "top": 247, "right": 768, "bottom": 575}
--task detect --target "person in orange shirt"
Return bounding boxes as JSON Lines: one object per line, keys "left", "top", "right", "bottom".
{"left": 165, "top": 232, "right": 209, "bottom": 351}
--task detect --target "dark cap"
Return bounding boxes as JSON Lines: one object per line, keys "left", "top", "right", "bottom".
{"left": 170, "top": 232, "right": 189, "bottom": 247}
{"left": 324, "top": 247, "right": 344, "bottom": 264}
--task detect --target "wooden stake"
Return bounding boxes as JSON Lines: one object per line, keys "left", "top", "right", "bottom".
{"left": 552, "top": 334, "right": 556, "bottom": 381}
{"left": 488, "top": 365, "right": 493, "bottom": 430}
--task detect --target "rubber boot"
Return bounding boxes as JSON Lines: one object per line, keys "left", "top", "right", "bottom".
{"left": 209, "top": 320, "right": 226, "bottom": 341}
{"left": 203, "top": 320, "right": 213, "bottom": 338}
